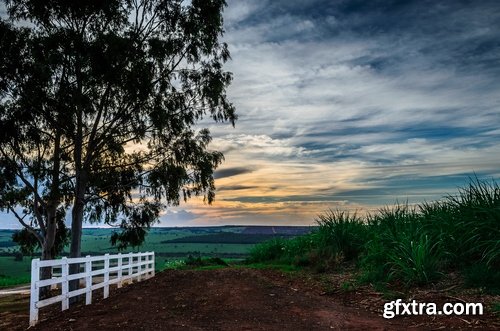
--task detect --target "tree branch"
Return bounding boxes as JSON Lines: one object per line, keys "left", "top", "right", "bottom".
{"left": 8, "top": 206, "right": 44, "bottom": 245}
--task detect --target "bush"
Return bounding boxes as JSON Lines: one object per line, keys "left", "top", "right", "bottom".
{"left": 386, "top": 234, "right": 443, "bottom": 286}
{"left": 248, "top": 238, "right": 289, "bottom": 263}
{"left": 315, "top": 210, "right": 368, "bottom": 262}
{"left": 360, "top": 204, "right": 425, "bottom": 285}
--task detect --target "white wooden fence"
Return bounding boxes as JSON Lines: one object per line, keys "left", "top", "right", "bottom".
{"left": 29, "top": 252, "right": 155, "bottom": 326}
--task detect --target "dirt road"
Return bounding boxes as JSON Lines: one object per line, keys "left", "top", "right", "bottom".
{"left": 1, "top": 268, "right": 498, "bottom": 330}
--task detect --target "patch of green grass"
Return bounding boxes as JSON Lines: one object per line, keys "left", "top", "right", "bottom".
{"left": 242, "top": 262, "right": 302, "bottom": 273}
{"left": 340, "top": 281, "right": 356, "bottom": 292}
{"left": 163, "top": 255, "right": 231, "bottom": 270}
{"left": 184, "top": 255, "right": 228, "bottom": 267}
{"left": 163, "top": 259, "right": 187, "bottom": 270}
{"left": 491, "top": 302, "right": 500, "bottom": 315}
{"left": 192, "top": 265, "right": 228, "bottom": 271}
{"left": 0, "top": 275, "right": 31, "bottom": 287}
{"left": 0, "top": 256, "right": 32, "bottom": 278}
{"left": 463, "top": 263, "right": 500, "bottom": 295}
{"left": 371, "top": 282, "right": 404, "bottom": 300}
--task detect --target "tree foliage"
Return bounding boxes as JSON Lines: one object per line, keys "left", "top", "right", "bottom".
{"left": 0, "top": 0, "right": 235, "bottom": 255}
{"left": 12, "top": 219, "right": 70, "bottom": 256}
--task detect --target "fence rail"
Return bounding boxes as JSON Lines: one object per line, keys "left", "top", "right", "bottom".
{"left": 30, "top": 252, "right": 155, "bottom": 326}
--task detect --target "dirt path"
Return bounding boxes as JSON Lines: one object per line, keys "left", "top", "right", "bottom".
{"left": 1, "top": 268, "right": 498, "bottom": 330}
{"left": 0, "top": 284, "right": 30, "bottom": 296}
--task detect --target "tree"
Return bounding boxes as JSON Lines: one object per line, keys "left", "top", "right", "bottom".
{"left": 0, "top": 0, "right": 235, "bottom": 276}
{"left": 0, "top": 18, "right": 72, "bottom": 263}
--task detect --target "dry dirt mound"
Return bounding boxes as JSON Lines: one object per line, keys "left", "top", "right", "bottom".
{"left": 2, "top": 268, "right": 498, "bottom": 330}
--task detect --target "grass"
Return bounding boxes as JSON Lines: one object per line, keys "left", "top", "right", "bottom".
{"left": 248, "top": 211, "right": 368, "bottom": 272}
{"left": 163, "top": 255, "right": 233, "bottom": 270}
{"left": 385, "top": 233, "right": 443, "bottom": 285}
{"left": 0, "top": 227, "right": 256, "bottom": 283}
{"left": 0, "top": 257, "right": 32, "bottom": 278}
{"left": 249, "top": 178, "right": 500, "bottom": 291}
{"left": 492, "top": 302, "right": 500, "bottom": 315}
{"left": 463, "top": 263, "right": 500, "bottom": 295}
{"left": 0, "top": 227, "right": 253, "bottom": 254}
{"left": 0, "top": 275, "right": 31, "bottom": 288}
{"left": 242, "top": 262, "right": 303, "bottom": 273}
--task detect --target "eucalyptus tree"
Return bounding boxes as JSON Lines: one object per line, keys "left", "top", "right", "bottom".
{"left": 0, "top": 0, "right": 235, "bottom": 268}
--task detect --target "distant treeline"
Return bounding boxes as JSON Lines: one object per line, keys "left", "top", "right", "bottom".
{"left": 162, "top": 233, "right": 297, "bottom": 245}
{"left": 241, "top": 226, "right": 315, "bottom": 235}
{"left": 155, "top": 252, "right": 248, "bottom": 258}
{"left": 0, "top": 241, "right": 16, "bottom": 248}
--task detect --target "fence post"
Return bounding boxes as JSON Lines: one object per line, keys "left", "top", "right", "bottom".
{"left": 29, "top": 258, "right": 40, "bottom": 327}
{"left": 104, "top": 253, "right": 110, "bottom": 298}
{"left": 117, "top": 253, "right": 123, "bottom": 288}
{"left": 61, "top": 257, "right": 69, "bottom": 310}
{"left": 138, "top": 253, "right": 142, "bottom": 281}
{"left": 128, "top": 253, "right": 133, "bottom": 284}
{"left": 152, "top": 252, "right": 155, "bottom": 278}
{"left": 85, "top": 255, "right": 92, "bottom": 305}
{"left": 146, "top": 252, "right": 151, "bottom": 278}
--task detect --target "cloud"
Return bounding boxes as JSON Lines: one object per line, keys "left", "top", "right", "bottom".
{"left": 217, "top": 185, "right": 259, "bottom": 191}
{"left": 160, "top": 0, "right": 500, "bottom": 226}
{"left": 2, "top": 0, "right": 500, "bottom": 228}
{"left": 156, "top": 209, "right": 200, "bottom": 226}
{"left": 214, "top": 166, "right": 254, "bottom": 179}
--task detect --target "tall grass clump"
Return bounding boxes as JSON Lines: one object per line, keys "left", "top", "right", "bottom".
{"left": 312, "top": 210, "right": 368, "bottom": 269}
{"left": 248, "top": 178, "right": 499, "bottom": 290}
{"left": 434, "top": 179, "right": 500, "bottom": 290}
{"left": 249, "top": 237, "right": 289, "bottom": 263}
{"left": 248, "top": 235, "right": 316, "bottom": 265}
{"left": 249, "top": 210, "right": 367, "bottom": 270}
{"left": 359, "top": 204, "right": 442, "bottom": 286}
{"left": 386, "top": 234, "right": 443, "bottom": 285}
{"left": 446, "top": 179, "right": 499, "bottom": 267}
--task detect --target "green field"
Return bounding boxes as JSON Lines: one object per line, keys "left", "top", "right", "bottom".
{"left": 0, "top": 257, "right": 31, "bottom": 278}
{"left": 0, "top": 226, "right": 312, "bottom": 287}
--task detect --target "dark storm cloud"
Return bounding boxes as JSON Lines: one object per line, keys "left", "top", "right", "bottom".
{"left": 217, "top": 185, "right": 258, "bottom": 191}
{"left": 214, "top": 166, "right": 254, "bottom": 179}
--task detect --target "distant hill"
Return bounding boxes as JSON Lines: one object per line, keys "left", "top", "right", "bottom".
{"left": 239, "top": 226, "right": 315, "bottom": 235}
{"left": 0, "top": 225, "right": 317, "bottom": 257}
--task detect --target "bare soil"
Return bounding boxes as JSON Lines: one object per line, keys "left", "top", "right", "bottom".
{"left": 1, "top": 267, "right": 499, "bottom": 330}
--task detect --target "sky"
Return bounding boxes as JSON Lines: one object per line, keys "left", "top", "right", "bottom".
{"left": 2, "top": 0, "right": 500, "bottom": 228}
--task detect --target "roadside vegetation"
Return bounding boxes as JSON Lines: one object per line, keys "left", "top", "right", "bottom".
{"left": 248, "top": 179, "right": 500, "bottom": 293}
{"left": 0, "top": 226, "right": 312, "bottom": 287}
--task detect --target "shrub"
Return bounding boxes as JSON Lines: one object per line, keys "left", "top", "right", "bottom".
{"left": 248, "top": 238, "right": 289, "bottom": 263}
{"left": 315, "top": 209, "right": 368, "bottom": 262}
{"left": 386, "top": 234, "right": 443, "bottom": 286}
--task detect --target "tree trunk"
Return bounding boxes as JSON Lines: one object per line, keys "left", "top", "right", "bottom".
{"left": 69, "top": 202, "right": 84, "bottom": 259}
{"left": 69, "top": 102, "right": 85, "bottom": 296}
{"left": 39, "top": 215, "right": 56, "bottom": 299}
{"left": 39, "top": 128, "right": 61, "bottom": 298}
{"left": 69, "top": 170, "right": 87, "bottom": 295}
